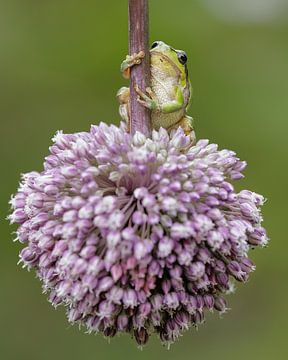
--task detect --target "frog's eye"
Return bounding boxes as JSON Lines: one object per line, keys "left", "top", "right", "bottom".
{"left": 151, "top": 41, "right": 159, "bottom": 49}
{"left": 177, "top": 51, "right": 187, "bottom": 65}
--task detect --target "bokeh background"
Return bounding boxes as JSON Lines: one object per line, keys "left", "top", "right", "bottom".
{"left": 1, "top": 0, "right": 288, "bottom": 359}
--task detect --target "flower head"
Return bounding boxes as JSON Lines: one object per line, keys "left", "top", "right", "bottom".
{"left": 9, "top": 122, "right": 268, "bottom": 346}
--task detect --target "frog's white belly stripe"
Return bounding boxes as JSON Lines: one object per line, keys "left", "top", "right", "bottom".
{"left": 151, "top": 75, "right": 175, "bottom": 105}
{"left": 151, "top": 72, "right": 185, "bottom": 129}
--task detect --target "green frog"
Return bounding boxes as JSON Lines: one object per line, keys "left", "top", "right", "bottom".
{"left": 117, "top": 40, "right": 195, "bottom": 143}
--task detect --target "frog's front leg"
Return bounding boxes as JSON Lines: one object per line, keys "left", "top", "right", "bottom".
{"left": 135, "top": 84, "right": 184, "bottom": 113}
{"left": 168, "top": 115, "right": 196, "bottom": 145}
{"left": 121, "top": 51, "right": 145, "bottom": 79}
{"left": 134, "top": 85, "right": 160, "bottom": 111}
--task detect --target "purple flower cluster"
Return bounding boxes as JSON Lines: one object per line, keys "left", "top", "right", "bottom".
{"left": 9, "top": 122, "right": 268, "bottom": 346}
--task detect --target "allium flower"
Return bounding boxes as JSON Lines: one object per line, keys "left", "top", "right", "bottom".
{"left": 9, "top": 122, "right": 268, "bottom": 347}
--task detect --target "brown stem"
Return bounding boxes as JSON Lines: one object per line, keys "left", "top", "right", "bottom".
{"left": 128, "top": 0, "right": 151, "bottom": 136}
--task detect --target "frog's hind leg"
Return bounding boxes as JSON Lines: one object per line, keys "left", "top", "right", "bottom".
{"left": 168, "top": 115, "right": 196, "bottom": 145}
{"left": 116, "top": 86, "right": 131, "bottom": 132}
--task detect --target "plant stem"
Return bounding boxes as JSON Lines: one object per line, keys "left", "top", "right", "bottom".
{"left": 128, "top": 0, "right": 151, "bottom": 136}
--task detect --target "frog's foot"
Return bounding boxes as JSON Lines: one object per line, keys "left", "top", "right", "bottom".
{"left": 135, "top": 84, "right": 160, "bottom": 111}
{"left": 117, "top": 86, "right": 130, "bottom": 104}
{"left": 121, "top": 51, "right": 145, "bottom": 79}
{"left": 116, "top": 86, "right": 130, "bottom": 129}
{"left": 168, "top": 115, "right": 196, "bottom": 145}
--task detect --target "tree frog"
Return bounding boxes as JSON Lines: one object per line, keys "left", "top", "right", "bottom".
{"left": 117, "top": 41, "right": 195, "bottom": 143}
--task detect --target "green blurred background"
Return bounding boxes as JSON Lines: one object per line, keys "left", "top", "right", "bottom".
{"left": 1, "top": 0, "right": 288, "bottom": 359}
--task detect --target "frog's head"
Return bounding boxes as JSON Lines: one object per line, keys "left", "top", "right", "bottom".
{"left": 150, "top": 41, "right": 188, "bottom": 82}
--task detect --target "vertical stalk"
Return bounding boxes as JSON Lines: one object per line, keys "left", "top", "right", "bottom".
{"left": 128, "top": 0, "right": 151, "bottom": 136}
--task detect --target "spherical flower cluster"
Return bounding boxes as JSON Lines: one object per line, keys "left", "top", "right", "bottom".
{"left": 9, "top": 122, "right": 268, "bottom": 346}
